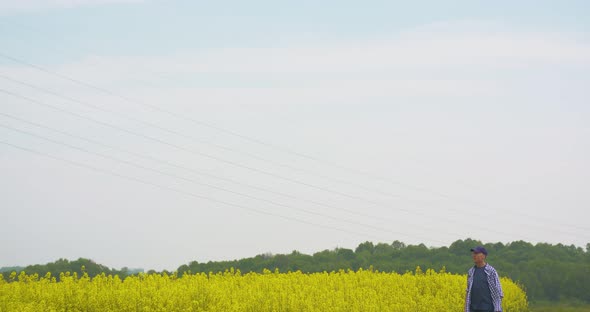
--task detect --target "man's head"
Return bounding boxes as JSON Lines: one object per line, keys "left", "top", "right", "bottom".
{"left": 470, "top": 246, "right": 488, "bottom": 264}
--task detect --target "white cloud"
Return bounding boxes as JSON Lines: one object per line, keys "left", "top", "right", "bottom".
{"left": 1, "top": 21, "right": 586, "bottom": 104}
{"left": 0, "top": 21, "right": 586, "bottom": 125}
{"left": 28, "top": 21, "right": 584, "bottom": 91}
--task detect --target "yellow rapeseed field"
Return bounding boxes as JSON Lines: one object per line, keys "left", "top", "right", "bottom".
{"left": 0, "top": 268, "right": 528, "bottom": 311}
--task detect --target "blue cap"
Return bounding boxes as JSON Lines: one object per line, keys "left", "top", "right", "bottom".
{"left": 470, "top": 246, "right": 488, "bottom": 255}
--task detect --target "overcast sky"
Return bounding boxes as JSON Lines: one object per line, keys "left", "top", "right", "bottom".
{"left": 1, "top": 0, "right": 589, "bottom": 271}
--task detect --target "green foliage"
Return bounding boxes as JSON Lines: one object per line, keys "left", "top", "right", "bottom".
{"left": 0, "top": 266, "right": 23, "bottom": 273}
{"left": 530, "top": 301, "right": 590, "bottom": 312}
{"left": 1, "top": 258, "right": 129, "bottom": 281}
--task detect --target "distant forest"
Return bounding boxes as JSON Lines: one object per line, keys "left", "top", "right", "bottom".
{"left": 3, "top": 239, "right": 589, "bottom": 303}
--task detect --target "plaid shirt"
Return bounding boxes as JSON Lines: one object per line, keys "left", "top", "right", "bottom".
{"left": 465, "top": 263, "right": 504, "bottom": 312}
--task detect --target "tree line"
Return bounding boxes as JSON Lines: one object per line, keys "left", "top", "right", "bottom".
{"left": 3, "top": 239, "right": 589, "bottom": 303}
{"left": 0, "top": 258, "right": 142, "bottom": 280}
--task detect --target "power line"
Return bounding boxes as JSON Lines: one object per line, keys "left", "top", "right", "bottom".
{"left": 0, "top": 111, "right": 420, "bottom": 225}
{"left": 0, "top": 87, "right": 392, "bottom": 206}
{"left": 1, "top": 137, "right": 462, "bottom": 245}
{"left": 1, "top": 88, "right": 560, "bottom": 241}
{"left": 1, "top": 109, "right": 576, "bottom": 243}
{"left": 0, "top": 122, "right": 453, "bottom": 244}
{"left": 12, "top": 108, "right": 579, "bottom": 247}
{"left": 0, "top": 139, "right": 380, "bottom": 240}
{"left": 1, "top": 82, "right": 587, "bottom": 238}
{"left": 0, "top": 73, "right": 405, "bottom": 201}
{"left": 0, "top": 53, "right": 515, "bottom": 200}
{"left": 1, "top": 51, "right": 587, "bottom": 233}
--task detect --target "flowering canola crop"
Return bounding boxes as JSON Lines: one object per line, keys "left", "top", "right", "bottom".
{"left": 0, "top": 268, "right": 528, "bottom": 311}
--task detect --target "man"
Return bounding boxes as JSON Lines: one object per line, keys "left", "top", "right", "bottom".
{"left": 465, "top": 246, "right": 504, "bottom": 312}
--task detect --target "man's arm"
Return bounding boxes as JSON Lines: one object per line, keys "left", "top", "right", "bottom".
{"left": 492, "top": 269, "right": 503, "bottom": 312}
